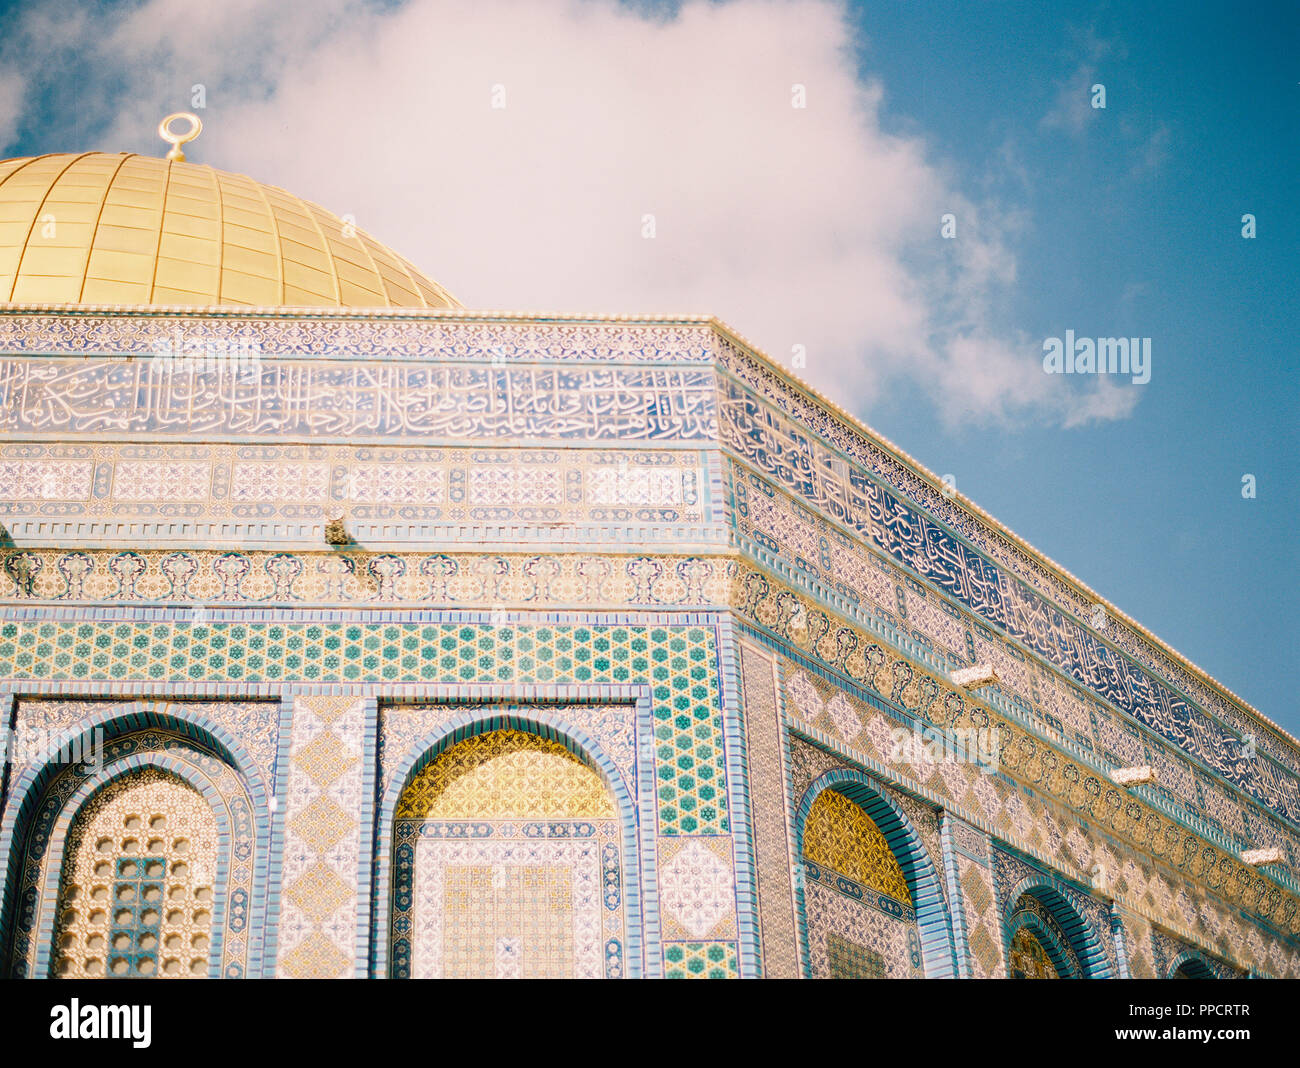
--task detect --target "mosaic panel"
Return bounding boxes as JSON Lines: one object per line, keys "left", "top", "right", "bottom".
{"left": 804, "top": 878, "right": 921, "bottom": 979}
{"left": 0, "top": 443, "right": 703, "bottom": 540}
{"left": 737, "top": 641, "right": 799, "bottom": 977}
{"left": 826, "top": 932, "right": 886, "bottom": 978}
{"left": 0, "top": 549, "right": 733, "bottom": 609}
{"left": 1008, "top": 926, "right": 1058, "bottom": 979}
{"left": 768, "top": 615, "right": 1297, "bottom": 950}
{"left": 786, "top": 734, "right": 949, "bottom": 915}
{"left": 396, "top": 826, "right": 623, "bottom": 979}
{"left": 1149, "top": 927, "right": 1245, "bottom": 979}
{"left": 724, "top": 439, "right": 1297, "bottom": 827}
{"left": 803, "top": 788, "right": 911, "bottom": 903}
{"left": 1118, "top": 908, "right": 1157, "bottom": 979}
{"left": 663, "top": 940, "right": 738, "bottom": 978}
{"left": 379, "top": 702, "right": 637, "bottom": 801}
{"left": 1, "top": 458, "right": 94, "bottom": 499}
{"left": 947, "top": 818, "right": 1006, "bottom": 979}
{"left": 657, "top": 837, "right": 737, "bottom": 940}
{"left": 713, "top": 331, "right": 1298, "bottom": 785}
{"left": 396, "top": 731, "right": 615, "bottom": 820}
{"left": 276, "top": 695, "right": 365, "bottom": 979}
{"left": 51, "top": 770, "right": 218, "bottom": 979}
{"left": 13, "top": 698, "right": 280, "bottom": 789}
{"left": 392, "top": 731, "right": 623, "bottom": 979}
{"left": 0, "top": 619, "right": 727, "bottom": 836}
{"left": 112, "top": 460, "right": 210, "bottom": 502}
{"left": 0, "top": 359, "right": 716, "bottom": 442}
{"left": 993, "top": 847, "right": 1097, "bottom": 977}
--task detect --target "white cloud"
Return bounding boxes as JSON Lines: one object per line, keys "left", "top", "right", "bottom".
{"left": 4, "top": 0, "right": 1140, "bottom": 430}
{"left": 0, "top": 69, "right": 26, "bottom": 153}
{"left": 1040, "top": 64, "right": 1099, "bottom": 137}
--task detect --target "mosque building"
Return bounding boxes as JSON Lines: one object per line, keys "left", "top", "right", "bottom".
{"left": 0, "top": 116, "right": 1295, "bottom": 979}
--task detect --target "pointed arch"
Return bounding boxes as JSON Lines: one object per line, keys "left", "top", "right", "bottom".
{"left": 372, "top": 705, "right": 642, "bottom": 979}
{"left": 1005, "top": 910, "right": 1074, "bottom": 978}
{"left": 793, "top": 768, "right": 957, "bottom": 978}
{"left": 1002, "top": 873, "right": 1113, "bottom": 979}
{"left": 0, "top": 705, "right": 268, "bottom": 979}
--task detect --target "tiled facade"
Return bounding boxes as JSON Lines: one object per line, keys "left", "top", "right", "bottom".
{"left": 1, "top": 308, "right": 1295, "bottom": 978}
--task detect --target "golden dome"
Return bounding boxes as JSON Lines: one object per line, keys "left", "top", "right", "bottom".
{"left": 0, "top": 152, "right": 461, "bottom": 308}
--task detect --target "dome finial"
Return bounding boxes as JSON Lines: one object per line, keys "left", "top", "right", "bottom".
{"left": 158, "top": 112, "right": 202, "bottom": 161}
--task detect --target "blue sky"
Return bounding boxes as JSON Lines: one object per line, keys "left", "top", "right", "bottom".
{"left": 0, "top": 0, "right": 1295, "bottom": 734}
{"left": 847, "top": 0, "right": 1298, "bottom": 732}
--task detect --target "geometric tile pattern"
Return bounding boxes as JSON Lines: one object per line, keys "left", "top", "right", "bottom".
{"left": 1149, "top": 926, "right": 1245, "bottom": 980}
{"left": 778, "top": 655, "right": 1300, "bottom": 968}
{"left": 1008, "top": 926, "right": 1059, "bottom": 979}
{"left": 993, "top": 848, "right": 1090, "bottom": 978}
{"left": 658, "top": 837, "right": 736, "bottom": 940}
{"left": 12, "top": 697, "right": 281, "bottom": 785}
{"left": 0, "top": 442, "right": 701, "bottom": 537}
{"left": 737, "top": 641, "right": 800, "bottom": 978}
{"left": 0, "top": 619, "right": 728, "bottom": 836}
{"left": 786, "top": 735, "right": 947, "bottom": 919}
{"left": 803, "top": 878, "right": 922, "bottom": 979}
{"left": 277, "top": 695, "right": 364, "bottom": 980}
{"left": 378, "top": 702, "right": 637, "bottom": 801}
{"left": 663, "top": 941, "right": 739, "bottom": 979}
{"left": 391, "top": 731, "right": 623, "bottom": 979}
{"left": 0, "top": 458, "right": 94, "bottom": 499}
{"left": 796, "top": 770, "right": 923, "bottom": 980}
{"left": 0, "top": 549, "right": 733, "bottom": 608}
{"left": 826, "top": 932, "right": 887, "bottom": 978}
{"left": 1117, "top": 908, "right": 1157, "bottom": 979}
{"left": 395, "top": 730, "right": 615, "bottom": 820}
{"left": 949, "top": 821, "right": 1006, "bottom": 980}
{"left": 396, "top": 824, "right": 622, "bottom": 979}
{"left": 802, "top": 788, "right": 911, "bottom": 903}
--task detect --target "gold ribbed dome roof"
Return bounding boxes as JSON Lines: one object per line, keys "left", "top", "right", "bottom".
{"left": 0, "top": 152, "right": 460, "bottom": 308}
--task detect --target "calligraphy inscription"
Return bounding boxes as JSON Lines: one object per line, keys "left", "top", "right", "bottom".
{"left": 718, "top": 380, "right": 1297, "bottom": 826}
{"left": 715, "top": 335, "right": 1290, "bottom": 780}
{"left": 0, "top": 359, "right": 718, "bottom": 442}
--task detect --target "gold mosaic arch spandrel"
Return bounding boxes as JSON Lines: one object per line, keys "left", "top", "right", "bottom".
{"left": 802, "top": 788, "right": 911, "bottom": 904}
{"left": 51, "top": 768, "right": 220, "bottom": 979}
{"left": 1009, "top": 925, "right": 1059, "bottom": 979}
{"left": 395, "top": 729, "right": 616, "bottom": 820}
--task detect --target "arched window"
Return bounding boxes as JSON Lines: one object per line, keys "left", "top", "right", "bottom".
{"left": 1008, "top": 925, "right": 1058, "bottom": 979}
{"left": 801, "top": 788, "right": 922, "bottom": 978}
{"left": 51, "top": 769, "right": 219, "bottom": 979}
{"left": 390, "top": 729, "right": 623, "bottom": 979}
{"left": 1002, "top": 887, "right": 1090, "bottom": 978}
